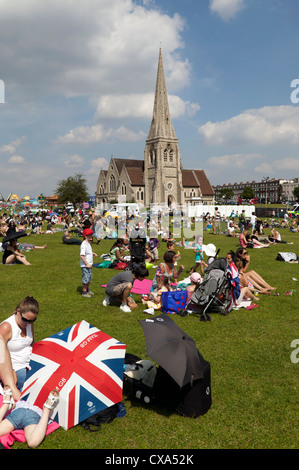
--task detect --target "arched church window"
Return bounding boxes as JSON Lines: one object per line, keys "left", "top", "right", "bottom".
{"left": 164, "top": 149, "right": 168, "bottom": 162}
{"left": 110, "top": 175, "right": 116, "bottom": 192}
{"left": 122, "top": 182, "right": 126, "bottom": 195}
{"left": 169, "top": 149, "right": 173, "bottom": 162}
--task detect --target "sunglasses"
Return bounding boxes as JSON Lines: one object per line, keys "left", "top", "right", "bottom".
{"left": 20, "top": 314, "right": 37, "bottom": 323}
{"left": 243, "top": 251, "right": 248, "bottom": 255}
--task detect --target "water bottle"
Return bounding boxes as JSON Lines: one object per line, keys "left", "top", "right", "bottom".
{"left": 135, "top": 390, "right": 151, "bottom": 404}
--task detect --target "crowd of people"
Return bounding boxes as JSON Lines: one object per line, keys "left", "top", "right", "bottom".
{"left": 0, "top": 203, "right": 297, "bottom": 447}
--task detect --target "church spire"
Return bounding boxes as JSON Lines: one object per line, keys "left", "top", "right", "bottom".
{"left": 147, "top": 49, "right": 177, "bottom": 141}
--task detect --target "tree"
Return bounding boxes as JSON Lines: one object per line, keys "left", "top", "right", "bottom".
{"left": 293, "top": 187, "right": 299, "bottom": 201}
{"left": 55, "top": 173, "right": 89, "bottom": 208}
{"left": 219, "top": 188, "right": 234, "bottom": 203}
{"left": 241, "top": 186, "right": 255, "bottom": 200}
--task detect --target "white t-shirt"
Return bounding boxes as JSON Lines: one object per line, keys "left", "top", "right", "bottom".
{"left": 250, "top": 215, "right": 256, "bottom": 226}
{"left": 80, "top": 240, "right": 93, "bottom": 267}
{"left": 1, "top": 314, "right": 33, "bottom": 371}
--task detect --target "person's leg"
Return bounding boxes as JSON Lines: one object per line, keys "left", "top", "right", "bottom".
{"left": 15, "top": 254, "right": 31, "bottom": 265}
{"left": 25, "top": 390, "right": 59, "bottom": 448}
{"left": 4, "top": 254, "right": 17, "bottom": 264}
{"left": 247, "top": 270, "right": 275, "bottom": 290}
{"left": 0, "top": 387, "right": 16, "bottom": 436}
{"left": 81, "top": 268, "right": 91, "bottom": 297}
{"left": 122, "top": 283, "right": 133, "bottom": 304}
{"left": 241, "top": 287, "right": 259, "bottom": 301}
{"left": 0, "top": 417, "right": 15, "bottom": 437}
{"left": 24, "top": 413, "right": 50, "bottom": 448}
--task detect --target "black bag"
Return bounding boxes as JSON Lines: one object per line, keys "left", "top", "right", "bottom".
{"left": 152, "top": 351, "right": 212, "bottom": 418}
{"left": 80, "top": 402, "right": 126, "bottom": 432}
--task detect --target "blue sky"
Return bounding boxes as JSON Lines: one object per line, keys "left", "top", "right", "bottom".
{"left": 0, "top": 0, "right": 299, "bottom": 199}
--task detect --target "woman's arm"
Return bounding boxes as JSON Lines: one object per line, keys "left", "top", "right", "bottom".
{"left": 0, "top": 322, "right": 20, "bottom": 401}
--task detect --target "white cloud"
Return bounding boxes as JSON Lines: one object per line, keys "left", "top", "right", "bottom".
{"left": 0, "top": 137, "right": 25, "bottom": 154}
{"left": 55, "top": 124, "right": 145, "bottom": 145}
{"left": 209, "top": 0, "right": 245, "bottom": 21}
{"left": 208, "top": 153, "right": 261, "bottom": 168}
{"left": 64, "top": 154, "right": 84, "bottom": 168}
{"left": 8, "top": 155, "right": 25, "bottom": 164}
{"left": 254, "top": 163, "right": 274, "bottom": 175}
{"left": 87, "top": 157, "right": 109, "bottom": 174}
{"left": 273, "top": 157, "right": 299, "bottom": 171}
{"left": 198, "top": 106, "right": 299, "bottom": 146}
{"left": 0, "top": 0, "right": 188, "bottom": 99}
{"left": 95, "top": 93, "right": 200, "bottom": 119}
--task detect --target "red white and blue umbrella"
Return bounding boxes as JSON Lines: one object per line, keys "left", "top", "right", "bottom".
{"left": 21, "top": 320, "right": 126, "bottom": 430}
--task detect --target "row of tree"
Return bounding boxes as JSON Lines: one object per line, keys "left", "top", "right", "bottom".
{"left": 55, "top": 174, "right": 299, "bottom": 208}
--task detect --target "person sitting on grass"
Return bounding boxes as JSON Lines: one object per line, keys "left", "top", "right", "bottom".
{"left": 235, "top": 247, "right": 276, "bottom": 293}
{"left": 2, "top": 238, "right": 31, "bottom": 265}
{"left": 62, "top": 230, "right": 82, "bottom": 245}
{"left": 186, "top": 272, "right": 202, "bottom": 304}
{"left": 268, "top": 228, "right": 287, "bottom": 243}
{"left": 103, "top": 264, "right": 149, "bottom": 313}
{"left": 0, "top": 385, "right": 59, "bottom": 449}
{"left": 142, "top": 273, "right": 172, "bottom": 311}
{"left": 109, "top": 238, "right": 128, "bottom": 265}
{"left": 152, "top": 251, "right": 184, "bottom": 290}
{"left": 226, "top": 251, "right": 259, "bottom": 304}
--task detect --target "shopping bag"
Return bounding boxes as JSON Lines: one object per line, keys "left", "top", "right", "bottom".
{"left": 161, "top": 291, "right": 187, "bottom": 314}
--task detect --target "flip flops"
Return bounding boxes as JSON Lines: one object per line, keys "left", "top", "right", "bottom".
{"left": 246, "top": 303, "right": 259, "bottom": 310}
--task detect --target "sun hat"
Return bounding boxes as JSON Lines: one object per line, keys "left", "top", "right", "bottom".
{"left": 203, "top": 243, "right": 217, "bottom": 257}
{"left": 83, "top": 228, "right": 93, "bottom": 237}
{"left": 190, "top": 272, "right": 202, "bottom": 283}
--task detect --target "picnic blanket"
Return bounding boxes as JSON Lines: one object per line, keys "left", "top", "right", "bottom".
{"left": 0, "top": 394, "right": 60, "bottom": 449}
{"left": 101, "top": 278, "right": 153, "bottom": 295}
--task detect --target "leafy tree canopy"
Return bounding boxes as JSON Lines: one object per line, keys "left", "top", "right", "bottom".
{"left": 241, "top": 186, "right": 255, "bottom": 200}
{"left": 55, "top": 173, "right": 89, "bottom": 208}
{"left": 219, "top": 188, "right": 234, "bottom": 202}
{"left": 293, "top": 186, "right": 299, "bottom": 201}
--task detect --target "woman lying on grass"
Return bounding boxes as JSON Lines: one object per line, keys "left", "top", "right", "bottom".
{"left": 235, "top": 247, "right": 276, "bottom": 294}
{"left": 0, "top": 386, "right": 59, "bottom": 449}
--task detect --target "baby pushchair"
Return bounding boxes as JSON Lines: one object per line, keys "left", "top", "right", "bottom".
{"left": 178, "top": 258, "right": 232, "bottom": 321}
{"left": 125, "top": 227, "right": 147, "bottom": 271}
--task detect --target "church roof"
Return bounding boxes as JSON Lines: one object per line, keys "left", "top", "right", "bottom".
{"left": 147, "top": 49, "right": 177, "bottom": 142}
{"left": 181, "top": 169, "right": 214, "bottom": 196}
{"left": 113, "top": 158, "right": 144, "bottom": 174}
{"left": 182, "top": 169, "right": 199, "bottom": 187}
{"left": 126, "top": 167, "right": 144, "bottom": 186}
{"left": 193, "top": 170, "right": 214, "bottom": 195}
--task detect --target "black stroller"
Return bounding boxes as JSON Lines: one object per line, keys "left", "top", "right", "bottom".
{"left": 178, "top": 258, "right": 232, "bottom": 322}
{"left": 125, "top": 226, "right": 147, "bottom": 271}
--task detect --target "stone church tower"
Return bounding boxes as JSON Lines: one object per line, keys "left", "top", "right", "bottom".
{"left": 95, "top": 49, "right": 215, "bottom": 208}
{"left": 144, "top": 49, "right": 184, "bottom": 207}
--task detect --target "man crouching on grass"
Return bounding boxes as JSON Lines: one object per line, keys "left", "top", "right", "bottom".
{"left": 103, "top": 265, "right": 149, "bottom": 313}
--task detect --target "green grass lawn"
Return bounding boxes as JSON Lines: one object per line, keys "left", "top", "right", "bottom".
{"left": 1, "top": 225, "right": 298, "bottom": 449}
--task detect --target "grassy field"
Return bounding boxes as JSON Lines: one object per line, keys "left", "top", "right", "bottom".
{"left": 0, "top": 224, "right": 298, "bottom": 450}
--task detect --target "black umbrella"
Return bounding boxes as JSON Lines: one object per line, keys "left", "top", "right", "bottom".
{"left": 140, "top": 313, "right": 203, "bottom": 388}
{"left": 2, "top": 230, "right": 28, "bottom": 244}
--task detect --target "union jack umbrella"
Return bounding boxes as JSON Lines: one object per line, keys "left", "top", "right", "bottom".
{"left": 21, "top": 320, "right": 126, "bottom": 429}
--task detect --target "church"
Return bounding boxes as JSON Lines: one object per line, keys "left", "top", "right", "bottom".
{"left": 95, "top": 49, "right": 214, "bottom": 208}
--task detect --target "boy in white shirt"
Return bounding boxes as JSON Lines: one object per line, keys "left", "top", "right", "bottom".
{"left": 80, "top": 228, "right": 97, "bottom": 298}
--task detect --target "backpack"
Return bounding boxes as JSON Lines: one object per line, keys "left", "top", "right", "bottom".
{"left": 80, "top": 402, "right": 126, "bottom": 432}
